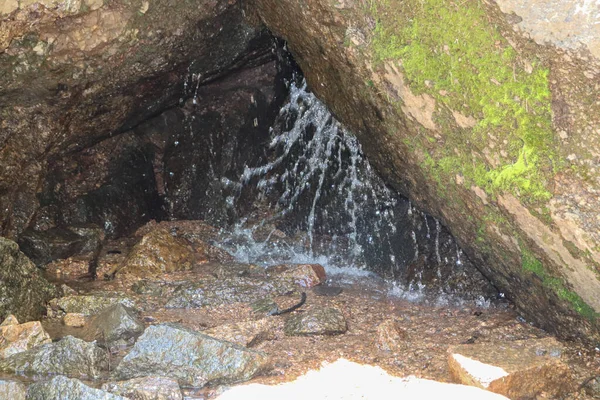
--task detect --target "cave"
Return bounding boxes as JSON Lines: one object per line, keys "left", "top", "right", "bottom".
{"left": 1, "top": 0, "right": 600, "bottom": 397}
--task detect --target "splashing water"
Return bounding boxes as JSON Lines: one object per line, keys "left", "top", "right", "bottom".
{"left": 217, "top": 80, "right": 407, "bottom": 276}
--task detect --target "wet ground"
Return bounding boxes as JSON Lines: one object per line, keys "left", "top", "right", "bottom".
{"left": 37, "top": 246, "right": 600, "bottom": 400}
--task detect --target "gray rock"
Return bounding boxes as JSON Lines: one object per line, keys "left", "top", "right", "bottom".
{"left": 284, "top": 307, "right": 347, "bottom": 336}
{"left": 27, "top": 375, "right": 125, "bottom": 400}
{"left": 0, "top": 335, "right": 108, "bottom": 379}
{"left": 56, "top": 295, "right": 137, "bottom": 316}
{"left": 0, "top": 379, "right": 26, "bottom": 400}
{"left": 88, "top": 304, "right": 145, "bottom": 344}
{"left": 165, "top": 277, "right": 295, "bottom": 309}
{"left": 0, "top": 237, "right": 57, "bottom": 323}
{"left": 102, "top": 376, "right": 182, "bottom": 400}
{"left": 114, "top": 324, "right": 269, "bottom": 388}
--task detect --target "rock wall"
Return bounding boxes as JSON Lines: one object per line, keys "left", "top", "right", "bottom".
{"left": 0, "top": 0, "right": 272, "bottom": 238}
{"left": 250, "top": 0, "right": 600, "bottom": 342}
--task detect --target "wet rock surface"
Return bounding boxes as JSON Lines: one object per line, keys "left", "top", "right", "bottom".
{"left": 0, "top": 237, "right": 58, "bottom": 323}
{"left": 27, "top": 375, "right": 126, "bottom": 400}
{"left": 0, "top": 335, "right": 108, "bottom": 379}
{"left": 101, "top": 376, "right": 183, "bottom": 400}
{"left": 284, "top": 307, "right": 348, "bottom": 336}
{"left": 114, "top": 324, "right": 270, "bottom": 388}
{"left": 448, "top": 337, "right": 573, "bottom": 398}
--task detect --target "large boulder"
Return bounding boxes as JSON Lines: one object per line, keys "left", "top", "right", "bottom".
{"left": 251, "top": 0, "right": 600, "bottom": 341}
{"left": 0, "top": 237, "right": 57, "bottom": 322}
{"left": 114, "top": 324, "right": 270, "bottom": 388}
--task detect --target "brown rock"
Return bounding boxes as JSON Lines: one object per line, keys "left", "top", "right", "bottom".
{"left": 114, "top": 228, "right": 195, "bottom": 277}
{"left": 376, "top": 319, "right": 408, "bottom": 352}
{"left": 0, "top": 315, "right": 19, "bottom": 327}
{"left": 0, "top": 321, "right": 51, "bottom": 358}
{"left": 448, "top": 337, "right": 574, "bottom": 398}
{"left": 269, "top": 264, "right": 327, "bottom": 288}
{"left": 63, "top": 313, "right": 87, "bottom": 328}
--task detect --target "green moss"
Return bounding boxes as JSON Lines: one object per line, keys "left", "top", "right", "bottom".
{"left": 521, "top": 247, "right": 598, "bottom": 321}
{"left": 369, "top": 0, "right": 556, "bottom": 203}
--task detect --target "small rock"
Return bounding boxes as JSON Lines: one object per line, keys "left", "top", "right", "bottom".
{"left": 0, "top": 320, "right": 52, "bottom": 358}
{"left": 116, "top": 228, "right": 195, "bottom": 277}
{"left": 88, "top": 304, "right": 145, "bottom": 344}
{"left": 284, "top": 307, "right": 347, "bottom": 336}
{"left": 114, "top": 324, "right": 269, "bottom": 388}
{"left": 27, "top": 375, "right": 126, "bottom": 400}
{"left": 448, "top": 337, "right": 573, "bottom": 398}
{"left": 0, "top": 315, "right": 19, "bottom": 326}
{"left": 0, "top": 335, "right": 108, "bottom": 379}
{"left": 55, "top": 294, "right": 137, "bottom": 316}
{"left": 63, "top": 313, "right": 87, "bottom": 328}
{"left": 102, "top": 376, "right": 183, "bottom": 400}
{"left": 203, "top": 318, "right": 278, "bottom": 347}
{"left": 376, "top": 319, "right": 408, "bottom": 352}
{"left": 268, "top": 264, "right": 326, "bottom": 288}
{"left": 0, "top": 379, "right": 26, "bottom": 400}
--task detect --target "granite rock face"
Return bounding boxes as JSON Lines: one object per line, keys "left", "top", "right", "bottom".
{"left": 251, "top": 0, "right": 600, "bottom": 341}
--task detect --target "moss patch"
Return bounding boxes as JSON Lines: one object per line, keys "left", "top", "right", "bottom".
{"left": 369, "top": 0, "right": 557, "bottom": 203}
{"left": 521, "top": 247, "right": 598, "bottom": 321}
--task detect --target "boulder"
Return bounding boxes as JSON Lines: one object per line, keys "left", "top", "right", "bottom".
{"left": 114, "top": 324, "right": 269, "bottom": 388}
{"left": 0, "top": 335, "right": 108, "bottom": 379}
{"left": 448, "top": 337, "right": 573, "bottom": 398}
{"left": 252, "top": 0, "right": 600, "bottom": 341}
{"left": 27, "top": 375, "right": 126, "bottom": 400}
{"left": 87, "top": 304, "right": 145, "bottom": 344}
{"left": 284, "top": 307, "right": 347, "bottom": 336}
{"left": 102, "top": 376, "right": 183, "bottom": 400}
{"left": 0, "top": 319, "right": 51, "bottom": 358}
{"left": 114, "top": 229, "right": 194, "bottom": 277}
{"left": 0, "top": 237, "right": 57, "bottom": 323}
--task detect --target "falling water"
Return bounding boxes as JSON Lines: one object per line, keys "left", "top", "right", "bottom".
{"left": 197, "top": 79, "right": 497, "bottom": 303}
